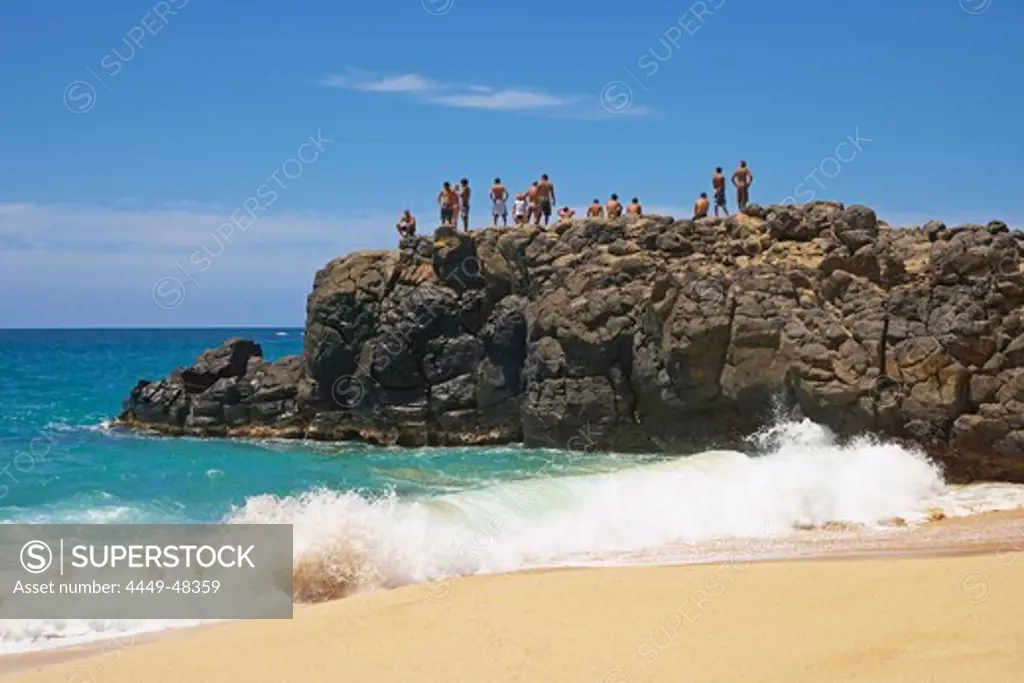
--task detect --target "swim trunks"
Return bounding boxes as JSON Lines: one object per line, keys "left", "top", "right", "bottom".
{"left": 737, "top": 186, "right": 749, "bottom": 205}
{"left": 539, "top": 198, "right": 552, "bottom": 217}
{"left": 714, "top": 188, "right": 726, "bottom": 206}
{"left": 461, "top": 203, "right": 470, "bottom": 219}
{"left": 440, "top": 208, "right": 454, "bottom": 224}
{"left": 492, "top": 199, "right": 507, "bottom": 217}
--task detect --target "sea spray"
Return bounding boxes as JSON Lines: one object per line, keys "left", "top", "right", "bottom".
{"left": 226, "top": 419, "right": 1024, "bottom": 604}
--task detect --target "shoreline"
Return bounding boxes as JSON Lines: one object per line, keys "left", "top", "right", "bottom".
{"left": 6, "top": 551, "right": 1021, "bottom": 682}
{"left": 3, "top": 508, "right": 1022, "bottom": 680}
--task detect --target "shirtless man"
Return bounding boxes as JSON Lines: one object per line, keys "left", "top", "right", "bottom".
{"left": 712, "top": 166, "right": 729, "bottom": 217}
{"left": 527, "top": 182, "right": 540, "bottom": 224}
{"left": 732, "top": 161, "right": 753, "bottom": 212}
{"left": 586, "top": 199, "right": 604, "bottom": 218}
{"left": 459, "top": 178, "right": 472, "bottom": 231}
{"left": 694, "top": 193, "right": 710, "bottom": 219}
{"left": 606, "top": 193, "right": 623, "bottom": 218}
{"left": 438, "top": 182, "right": 457, "bottom": 225}
{"left": 490, "top": 177, "right": 509, "bottom": 226}
{"left": 626, "top": 197, "right": 643, "bottom": 217}
{"left": 396, "top": 209, "right": 416, "bottom": 238}
{"left": 558, "top": 206, "right": 575, "bottom": 222}
{"left": 536, "top": 174, "right": 556, "bottom": 226}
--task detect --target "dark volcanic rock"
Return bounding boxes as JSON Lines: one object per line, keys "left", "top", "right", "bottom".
{"left": 118, "top": 211, "right": 1024, "bottom": 481}
{"left": 180, "top": 339, "right": 262, "bottom": 393}
{"left": 120, "top": 340, "right": 304, "bottom": 437}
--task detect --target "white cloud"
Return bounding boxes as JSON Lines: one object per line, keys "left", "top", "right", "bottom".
{"left": 0, "top": 202, "right": 401, "bottom": 327}
{"left": 318, "top": 68, "right": 650, "bottom": 119}
{"left": 319, "top": 70, "right": 437, "bottom": 94}
{"left": 427, "top": 89, "right": 574, "bottom": 111}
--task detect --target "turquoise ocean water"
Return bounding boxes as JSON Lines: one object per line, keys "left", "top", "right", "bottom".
{"left": 0, "top": 328, "right": 636, "bottom": 524}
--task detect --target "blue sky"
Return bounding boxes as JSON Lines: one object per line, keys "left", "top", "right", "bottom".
{"left": 1, "top": 0, "right": 1021, "bottom": 327}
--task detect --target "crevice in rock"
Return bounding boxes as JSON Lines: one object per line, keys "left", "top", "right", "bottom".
{"left": 383, "top": 262, "right": 403, "bottom": 301}
{"left": 923, "top": 284, "right": 935, "bottom": 336}
{"left": 874, "top": 306, "right": 891, "bottom": 422}
{"left": 714, "top": 289, "right": 739, "bottom": 396}
{"left": 420, "top": 350, "right": 435, "bottom": 443}
{"left": 517, "top": 229, "right": 546, "bottom": 297}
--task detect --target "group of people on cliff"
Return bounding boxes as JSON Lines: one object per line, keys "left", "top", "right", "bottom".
{"left": 395, "top": 162, "right": 754, "bottom": 239}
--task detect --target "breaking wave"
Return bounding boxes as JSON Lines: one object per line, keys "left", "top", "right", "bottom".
{"left": 227, "top": 420, "right": 1024, "bottom": 601}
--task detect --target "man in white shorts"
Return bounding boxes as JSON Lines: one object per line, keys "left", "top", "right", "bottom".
{"left": 490, "top": 177, "right": 509, "bottom": 226}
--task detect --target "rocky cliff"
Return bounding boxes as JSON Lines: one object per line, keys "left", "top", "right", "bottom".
{"left": 118, "top": 203, "right": 1024, "bottom": 482}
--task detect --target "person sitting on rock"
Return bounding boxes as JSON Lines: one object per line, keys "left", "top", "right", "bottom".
{"left": 694, "top": 193, "right": 710, "bottom": 219}
{"left": 558, "top": 206, "right": 576, "bottom": 222}
{"left": 607, "top": 194, "right": 623, "bottom": 218}
{"left": 587, "top": 199, "right": 604, "bottom": 217}
{"left": 396, "top": 210, "right": 416, "bottom": 238}
{"left": 513, "top": 193, "right": 529, "bottom": 225}
{"left": 490, "top": 177, "right": 509, "bottom": 227}
{"left": 438, "top": 182, "right": 457, "bottom": 225}
{"left": 626, "top": 197, "right": 643, "bottom": 217}
{"left": 713, "top": 167, "right": 729, "bottom": 217}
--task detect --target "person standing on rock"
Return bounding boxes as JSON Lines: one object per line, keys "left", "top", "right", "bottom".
{"left": 607, "top": 194, "right": 623, "bottom": 218}
{"left": 732, "top": 161, "right": 753, "bottom": 212}
{"left": 396, "top": 210, "right": 416, "bottom": 238}
{"left": 536, "top": 174, "right": 556, "bottom": 226}
{"left": 587, "top": 199, "right": 604, "bottom": 218}
{"left": 527, "top": 182, "right": 540, "bottom": 224}
{"left": 513, "top": 193, "right": 529, "bottom": 225}
{"left": 713, "top": 167, "right": 730, "bottom": 217}
{"left": 459, "top": 178, "right": 472, "bottom": 231}
{"left": 450, "top": 179, "right": 462, "bottom": 226}
{"left": 490, "top": 177, "right": 509, "bottom": 226}
{"left": 694, "top": 193, "right": 710, "bottom": 219}
{"left": 438, "top": 182, "right": 457, "bottom": 225}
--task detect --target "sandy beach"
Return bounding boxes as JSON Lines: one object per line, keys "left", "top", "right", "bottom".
{"left": 4, "top": 541, "right": 1022, "bottom": 683}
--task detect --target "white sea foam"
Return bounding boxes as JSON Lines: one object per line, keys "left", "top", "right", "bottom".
{"left": 0, "top": 619, "right": 203, "bottom": 655}
{"left": 227, "top": 419, "right": 1024, "bottom": 600}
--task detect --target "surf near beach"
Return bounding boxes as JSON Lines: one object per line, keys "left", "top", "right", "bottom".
{"left": 3, "top": 417, "right": 1024, "bottom": 663}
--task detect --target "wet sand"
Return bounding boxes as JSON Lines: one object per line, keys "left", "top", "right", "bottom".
{"left": 3, "top": 511, "right": 1023, "bottom": 682}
